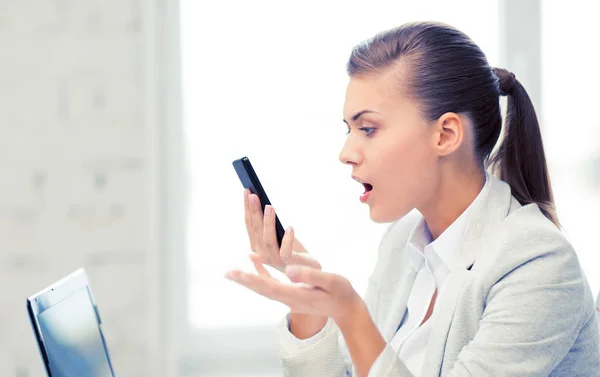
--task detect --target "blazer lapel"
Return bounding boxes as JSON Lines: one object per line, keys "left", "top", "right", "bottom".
{"left": 379, "top": 262, "right": 418, "bottom": 342}
{"left": 420, "top": 268, "right": 470, "bottom": 376}
{"left": 374, "top": 213, "right": 422, "bottom": 342}
{"left": 421, "top": 174, "right": 514, "bottom": 377}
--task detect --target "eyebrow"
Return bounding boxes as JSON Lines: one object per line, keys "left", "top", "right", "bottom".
{"left": 343, "top": 109, "right": 380, "bottom": 124}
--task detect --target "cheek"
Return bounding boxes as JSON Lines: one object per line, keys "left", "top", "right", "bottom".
{"left": 373, "top": 131, "right": 436, "bottom": 219}
{"left": 381, "top": 129, "right": 433, "bottom": 178}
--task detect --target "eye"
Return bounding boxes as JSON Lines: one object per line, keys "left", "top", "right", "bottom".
{"left": 345, "top": 127, "right": 376, "bottom": 136}
{"left": 359, "top": 127, "right": 376, "bottom": 136}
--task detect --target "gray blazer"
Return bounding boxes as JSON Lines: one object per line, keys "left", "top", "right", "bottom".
{"left": 280, "top": 174, "right": 600, "bottom": 376}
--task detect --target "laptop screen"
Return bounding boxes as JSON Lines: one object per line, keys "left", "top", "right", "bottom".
{"left": 36, "top": 287, "right": 113, "bottom": 377}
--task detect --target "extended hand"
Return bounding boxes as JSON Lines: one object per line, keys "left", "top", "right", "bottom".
{"left": 225, "top": 254, "right": 363, "bottom": 323}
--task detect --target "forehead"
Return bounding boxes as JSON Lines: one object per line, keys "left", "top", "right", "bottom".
{"left": 343, "top": 68, "right": 407, "bottom": 118}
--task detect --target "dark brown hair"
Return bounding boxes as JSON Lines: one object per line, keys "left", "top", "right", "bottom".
{"left": 347, "top": 21, "right": 558, "bottom": 227}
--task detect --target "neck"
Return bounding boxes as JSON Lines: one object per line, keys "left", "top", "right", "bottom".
{"left": 418, "top": 168, "right": 486, "bottom": 240}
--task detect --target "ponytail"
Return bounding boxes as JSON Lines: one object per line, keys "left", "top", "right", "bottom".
{"left": 489, "top": 68, "right": 559, "bottom": 227}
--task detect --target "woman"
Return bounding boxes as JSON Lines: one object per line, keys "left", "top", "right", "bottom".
{"left": 225, "top": 21, "right": 600, "bottom": 377}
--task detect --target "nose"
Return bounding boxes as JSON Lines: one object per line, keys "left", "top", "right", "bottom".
{"left": 338, "top": 137, "right": 362, "bottom": 166}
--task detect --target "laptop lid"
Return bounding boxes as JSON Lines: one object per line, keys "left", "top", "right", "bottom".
{"left": 26, "top": 268, "right": 116, "bottom": 377}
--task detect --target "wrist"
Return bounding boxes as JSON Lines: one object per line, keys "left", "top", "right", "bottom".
{"left": 333, "top": 298, "right": 386, "bottom": 377}
{"left": 289, "top": 312, "right": 328, "bottom": 339}
{"left": 333, "top": 296, "right": 369, "bottom": 333}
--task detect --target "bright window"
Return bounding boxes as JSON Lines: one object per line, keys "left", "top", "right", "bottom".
{"left": 180, "top": 0, "right": 500, "bottom": 333}
{"left": 541, "top": 0, "right": 600, "bottom": 296}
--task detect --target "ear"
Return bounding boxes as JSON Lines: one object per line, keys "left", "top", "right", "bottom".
{"left": 431, "top": 112, "right": 464, "bottom": 157}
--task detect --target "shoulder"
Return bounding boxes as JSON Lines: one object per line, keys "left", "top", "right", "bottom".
{"left": 463, "top": 175, "right": 578, "bottom": 278}
{"left": 474, "top": 202, "right": 589, "bottom": 308}
{"left": 480, "top": 202, "right": 574, "bottom": 268}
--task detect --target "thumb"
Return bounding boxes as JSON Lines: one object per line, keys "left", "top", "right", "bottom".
{"left": 288, "top": 251, "right": 321, "bottom": 270}
{"left": 279, "top": 226, "right": 295, "bottom": 263}
{"left": 279, "top": 227, "right": 321, "bottom": 269}
{"left": 285, "top": 265, "right": 336, "bottom": 292}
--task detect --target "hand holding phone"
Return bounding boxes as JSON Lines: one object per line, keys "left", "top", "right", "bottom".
{"left": 233, "top": 156, "right": 286, "bottom": 247}
{"left": 232, "top": 156, "right": 320, "bottom": 272}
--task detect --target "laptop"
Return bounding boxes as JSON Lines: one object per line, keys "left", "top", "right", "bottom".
{"left": 26, "top": 268, "right": 116, "bottom": 377}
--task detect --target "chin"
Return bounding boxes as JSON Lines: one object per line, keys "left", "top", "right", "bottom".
{"left": 369, "top": 204, "right": 413, "bottom": 224}
{"left": 369, "top": 208, "right": 397, "bottom": 223}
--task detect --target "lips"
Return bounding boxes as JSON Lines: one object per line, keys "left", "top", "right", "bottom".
{"left": 352, "top": 175, "right": 374, "bottom": 203}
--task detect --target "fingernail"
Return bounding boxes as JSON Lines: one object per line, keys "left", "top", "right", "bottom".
{"left": 265, "top": 205, "right": 272, "bottom": 216}
{"left": 250, "top": 195, "right": 256, "bottom": 205}
{"left": 286, "top": 226, "right": 293, "bottom": 234}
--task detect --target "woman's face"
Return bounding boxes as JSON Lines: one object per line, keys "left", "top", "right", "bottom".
{"left": 339, "top": 68, "right": 439, "bottom": 223}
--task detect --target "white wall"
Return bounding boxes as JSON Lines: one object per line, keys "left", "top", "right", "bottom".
{"left": 0, "top": 1, "right": 166, "bottom": 376}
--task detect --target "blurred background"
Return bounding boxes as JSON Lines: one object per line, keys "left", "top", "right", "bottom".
{"left": 0, "top": 0, "right": 598, "bottom": 376}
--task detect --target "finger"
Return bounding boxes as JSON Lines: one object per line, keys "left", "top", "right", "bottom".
{"left": 225, "top": 269, "right": 331, "bottom": 315}
{"left": 249, "top": 253, "right": 272, "bottom": 278}
{"left": 249, "top": 194, "right": 267, "bottom": 261}
{"left": 225, "top": 270, "right": 308, "bottom": 303}
{"left": 263, "top": 205, "right": 284, "bottom": 269}
{"left": 279, "top": 226, "right": 294, "bottom": 264}
{"left": 285, "top": 265, "right": 341, "bottom": 292}
{"left": 243, "top": 189, "right": 257, "bottom": 250}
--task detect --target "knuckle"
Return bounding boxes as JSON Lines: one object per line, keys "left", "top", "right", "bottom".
{"left": 264, "top": 239, "right": 276, "bottom": 250}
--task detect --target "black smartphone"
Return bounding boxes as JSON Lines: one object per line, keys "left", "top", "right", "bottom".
{"left": 233, "top": 156, "right": 286, "bottom": 247}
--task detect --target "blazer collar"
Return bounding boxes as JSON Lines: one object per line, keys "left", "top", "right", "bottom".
{"left": 421, "top": 173, "right": 516, "bottom": 376}
{"left": 451, "top": 172, "right": 514, "bottom": 271}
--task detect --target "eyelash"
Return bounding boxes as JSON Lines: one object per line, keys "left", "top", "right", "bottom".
{"left": 346, "top": 127, "right": 376, "bottom": 136}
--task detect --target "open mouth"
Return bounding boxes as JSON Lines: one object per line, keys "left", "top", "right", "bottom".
{"left": 359, "top": 183, "right": 373, "bottom": 203}
{"left": 353, "top": 176, "right": 374, "bottom": 202}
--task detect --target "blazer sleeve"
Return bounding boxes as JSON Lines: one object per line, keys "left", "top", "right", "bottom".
{"left": 279, "top": 272, "right": 382, "bottom": 377}
{"left": 364, "top": 244, "right": 591, "bottom": 377}
{"left": 278, "top": 221, "right": 401, "bottom": 377}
